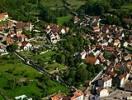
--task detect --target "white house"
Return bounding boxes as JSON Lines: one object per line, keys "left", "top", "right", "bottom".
{"left": 80, "top": 50, "right": 87, "bottom": 59}
{"left": 103, "top": 78, "right": 112, "bottom": 88}
{"left": 114, "top": 39, "right": 121, "bottom": 48}
{"left": 119, "top": 73, "right": 130, "bottom": 88}
{"left": 93, "top": 26, "right": 100, "bottom": 33}
{"left": 123, "top": 41, "right": 128, "bottom": 48}
{"left": 23, "top": 43, "right": 32, "bottom": 51}
{"left": 15, "top": 95, "right": 27, "bottom": 100}
{"left": 61, "top": 28, "right": 66, "bottom": 34}
{"left": 50, "top": 33, "right": 60, "bottom": 44}
{"left": 95, "top": 59, "right": 100, "bottom": 65}
{"left": 93, "top": 50, "right": 101, "bottom": 57}
{"left": 99, "top": 89, "right": 109, "bottom": 97}
{"left": 0, "top": 45, "right": 6, "bottom": 54}
{"left": 94, "top": 76, "right": 112, "bottom": 89}
{"left": 20, "top": 41, "right": 32, "bottom": 51}
{"left": 15, "top": 95, "right": 32, "bottom": 100}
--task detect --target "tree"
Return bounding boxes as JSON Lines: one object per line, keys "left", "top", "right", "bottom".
{"left": 6, "top": 44, "right": 18, "bottom": 52}
{"left": 63, "top": 67, "right": 76, "bottom": 85}
{"left": 77, "top": 0, "right": 111, "bottom": 16}
{"left": 93, "top": 3, "right": 105, "bottom": 15}
{"left": 55, "top": 54, "right": 66, "bottom": 64}
{"left": 110, "top": 0, "right": 123, "bottom": 9}
{"left": 76, "top": 64, "right": 88, "bottom": 82}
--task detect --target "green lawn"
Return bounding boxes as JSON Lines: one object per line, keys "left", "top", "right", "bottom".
{"left": 0, "top": 54, "right": 69, "bottom": 99}
{"left": 57, "top": 15, "right": 72, "bottom": 25}
{"left": 41, "top": 0, "right": 63, "bottom": 9}
{"left": 41, "top": 0, "right": 86, "bottom": 10}
{"left": 67, "top": 0, "right": 86, "bottom": 9}
{"left": 20, "top": 50, "right": 67, "bottom": 73}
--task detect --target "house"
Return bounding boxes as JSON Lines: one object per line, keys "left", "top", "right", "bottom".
{"left": 15, "top": 22, "right": 33, "bottom": 34}
{"left": 93, "top": 50, "right": 101, "bottom": 57}
{"left": 85, "top": 55, "right": 97, "bottom": 64}
{"left": 50, "top": 24, "right": 60, "bottom": 33}
{"left": 17, "top": 33, "right": 28, "bottom": 42}
{"left": 22, "top": 41, "right": 32, "bottom": 51}
{"left": 113, "top": 39, "right": 121, "bottom": 48}
{"left": 93, "top": 26, "right": 100, "bottom": 33}
{"left": 20, "top": 41, "right": 32, "bottom": 51}
{"left": 51, "top": 94, "right": 63, "bottom": 100}
{"left": 0, "top": 20, "right": 15, "bottom": 34}
{"left": 0, "top": 12, "right": 8, "bottom": 22}
{"left": 51, "top": 94, "right": 71, "bottom": 100}
{"left": 15, "top": 95, "right": 27, "bottom": 100}
{"left": 124, "top": 54, "right": 131, "bottom": 61}
{"left": 50, "top": 33, "right": 60, "bottom": 44}
{"left": 71, "top": 90, "right": 84, "bottom": 100}
{"left": 101, "top": 25, "right": 109, "bottom": 34}
{"left": 98, "top": 53, "right": 106, "bottom": 63}
{"left": 119, "top": 73, "right": 130, "bottom": 88}
{"left": 6, "top": 35, "right": 14, "bottom": 45}
{"left": 93, "top": 76, "right": 112, "bottom": 88}
{"left": 95, "top": 59, "right": 100, "bottom": 65}
{"left": 127, "top": 96, "right": 132, "bottom": 100}
{"left": 123, "top": 41, "right": 129, "bottom": 48}
{"left": 0, "top": 45, "right": 6, "bottom": 54}
{"left": 102, "top": 76, "right": 112, "bottom": 88}
{"left": 15, "top": 95, "right": 32, "bottom": 100}
{"left": 99, "top": 88, "right": 109, "bottom": 97}
{"left": 74, "top": 16, "right": 80, "bottom": 24}
{"left": 80, "top": 50, "right": 87, "bottom": 59}
{"left": 45, "top": 24, "right": 62, "bottom": 44}
{"left": 61, "top": 28, "right": 66, "bottom": 34}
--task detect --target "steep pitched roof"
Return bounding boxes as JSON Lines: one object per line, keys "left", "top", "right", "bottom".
{"left": 85, "top": 55, "right": 97, "bottom": 64}
{"left": 71, "top": 90, "right": 84, "bottom": 100}
{"left": 51, "top": 94, "right": 63, "bottom": 100}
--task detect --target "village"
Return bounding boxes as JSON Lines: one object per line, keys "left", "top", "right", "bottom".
{"left": 50, "top": 15, "right": 132, "bottom": 100}
{"left": 0, "top": 10, "right": 132, "bottom": 100}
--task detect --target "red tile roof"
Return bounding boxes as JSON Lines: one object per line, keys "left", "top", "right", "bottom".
{"left": 85, "top": 55, "right": 97, "bottom": 64}
{"left": 0, "top": 12, "right": 8, "bottom": 20}
{"left": 71, "top": 90, "right": 84, "bottom": 100}
{"left": 21, "top": 41, "right": 28, "bottom": 47}
{"left": 51, "top": 94, "right": 63, "bottom": 100}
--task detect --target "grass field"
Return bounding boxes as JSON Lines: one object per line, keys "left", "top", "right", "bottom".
{"left": 0, "top": 54, "right": 68, "bottom": 99}
{"left": 41, "top": 0, "right": 86, "bottom": 10}
{"left": 20, "top": 50, "right": 67, "bottom": 73}
{"left": 41, "top": 0, "right": 63, "bottom": 9}
{"left": 57, "top": 15, "right": 72, "bottom": 25}
{"left": 67, "top": 0, "right": 86, "bottom": 9}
